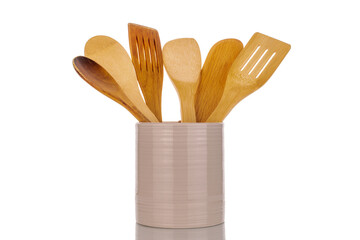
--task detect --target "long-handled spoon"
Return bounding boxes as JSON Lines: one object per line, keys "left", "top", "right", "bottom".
{"left": 163, "top": 38, "right": 201, "bottom": 122}
{"left": 84, "top": 35, "right": 159, "bottom": 122}
{"left": 195, "top": 39, "right": 243, "bottom": 122}
{"left": 128, "top": 23, "right": 163, "bottom": 122}
{"left": 206, "top": 32, "right": 291, "bottom": 122}
{"left": 73, "top": 56, "right": 151, "bottom": 122}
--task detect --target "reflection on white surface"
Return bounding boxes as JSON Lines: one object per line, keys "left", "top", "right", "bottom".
{"left": 136, "top": 223, "right": 225, "bottom": 240}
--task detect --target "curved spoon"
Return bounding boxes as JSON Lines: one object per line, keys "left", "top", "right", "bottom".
{"left": 163, "top": 38, "right": 201, "bottom": 122}
{"left": 73, "top": 56, "right": 151, "bottom": 122}
{"left": 195, "top": 39, "right": 243, "bottom": 122}
{"left": 84, "top": 35, "right": 159, "bottom": 122}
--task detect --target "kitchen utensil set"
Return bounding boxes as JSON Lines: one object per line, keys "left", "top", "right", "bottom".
{"left": 73, "top": 24, "right": 291, "bottom": 122}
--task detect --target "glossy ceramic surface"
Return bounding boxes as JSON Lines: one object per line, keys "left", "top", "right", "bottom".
{"left": 136, "top": 123, "right": 224, "bottom": 228}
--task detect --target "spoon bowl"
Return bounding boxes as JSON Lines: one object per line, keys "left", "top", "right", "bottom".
{"left": 73, "top": 56, "right": 151, "bottom": 122}
{"left": 84, "top": 35, "right": 159, "bottom": 122}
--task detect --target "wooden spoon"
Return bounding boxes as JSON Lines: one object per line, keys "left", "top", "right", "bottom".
{"left": 206, "top": 32, "right": 291, "bottom": 122}
{"left": 73, "top": 56, "right": 151, "bottom": 122}
{"left": 195, "top": 39, "right": 243, "bottom": 122}
{"left": 163, "top": 38, "right": 201, "bottom": 122}
{"left": 84, "top": 35, "right": 158, "bottom": 122}
{"left": 128, "top": 23, "right": 163, "bottom": 122}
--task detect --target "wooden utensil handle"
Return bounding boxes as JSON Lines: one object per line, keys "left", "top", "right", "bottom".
{"left": 143, "top": 86, "right": 162, "bottom": 122}
{"left": 180, "top": 94, "right": 197, "bottom": 122}
{"left": 206, "top": 92, "right": 243, "bottom": 122}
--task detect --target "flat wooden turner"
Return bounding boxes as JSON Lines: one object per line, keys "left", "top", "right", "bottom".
{"left": 195, "top": 39, "right": 243, "bottom": 122}
{"left": 206, "top": 32, "right": 291, "bottom": 122}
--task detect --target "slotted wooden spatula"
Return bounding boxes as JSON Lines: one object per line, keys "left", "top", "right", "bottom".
{"left": 206, "top": 32, "right": 291, "bottom": 122}
{"left": 128, "top": 23, "right": 163, "bottom": 122}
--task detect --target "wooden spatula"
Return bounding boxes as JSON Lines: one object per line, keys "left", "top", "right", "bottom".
{"left": 163, "top": 38, "right": 201, "bottom": 122}
{"left": 195, "top": 39, "right": 243, "bottom": 122}
{"left": 73, "top": 56, "right": 151, "bottom": 122}
{"left": 128, "top": 23, "right": 163, "bottom": 122}
{"left": 84, "top": 35, "right": 159, "bottom": 122}
{"left": 206, "top": 32, "right": 291, "bottom": 122}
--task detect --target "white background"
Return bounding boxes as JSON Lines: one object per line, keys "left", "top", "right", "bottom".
{"left": 0, "top": 0, "right": 359, "bottom": 239}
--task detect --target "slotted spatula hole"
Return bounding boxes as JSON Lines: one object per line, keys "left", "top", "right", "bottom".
{"left": 135, "top": 36, "right": 141, "bottom": 70}
{"left": 147, "top": 38, "right": 153, "bottom": 72}
{"left": 249, "top": 49, "right": 268, "bottom": 75}
{"left": 142, "top": 37, "right": 147, "bottom": 71}
{"left": 153, "top": 39, "right": 159, "bottom": 72}
{"left": 241, "top": 45, "right": 260, "bottom": 71}
{"left": 256, "top": 52, "right": 276, "bottom": 78}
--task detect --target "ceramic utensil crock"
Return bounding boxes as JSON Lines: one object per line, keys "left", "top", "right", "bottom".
{"left": 136, "top": 122, "right": 224, "bottom": 228}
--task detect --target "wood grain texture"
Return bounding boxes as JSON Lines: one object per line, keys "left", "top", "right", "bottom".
{"left": 163, "top": 38, "right": 201, "bottom": 122}
{"left": 195, "top": 39, "right": 243, "bottom": 122}
{"left": 84, "top": 35, "right": 159, "bottom": 122}
{"left": 206, "top": 32, "right": 291, "bottom": 122}
{"left": 73, "top": 56, "right": 150, "bottom": 122}
{"left": 128, "top": 23, "right": 163, "bottom": 122}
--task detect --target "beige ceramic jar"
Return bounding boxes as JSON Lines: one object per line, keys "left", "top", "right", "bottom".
{"left": 136, "top": 122, "right": 224, "bottom": 228}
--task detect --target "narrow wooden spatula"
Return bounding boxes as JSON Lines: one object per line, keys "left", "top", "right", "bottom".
{"left": 195, "top": 39, "right": 243, "bottom": 122}
{"left": 206, "top": 32, "right": 291, "bottom": 122}
{"left": 163, "top": 38, "right": 201, "bottom": 122}
{"left": 128, "top": 23, "right": 163, "bottom": 122}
